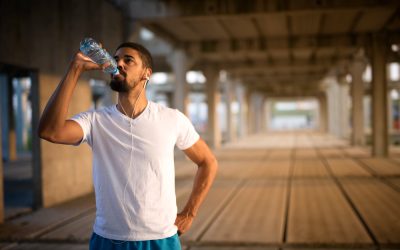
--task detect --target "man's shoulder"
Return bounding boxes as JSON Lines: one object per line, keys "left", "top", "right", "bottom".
{"left": 149, "top": 101, "right": 178, "bottom": 116}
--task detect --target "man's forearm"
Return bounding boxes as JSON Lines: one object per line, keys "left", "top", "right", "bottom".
{"left": 181, "top": 158, "right": 218, "bottom": 217}
{"left": 38, "top": 63, "right": 82, "bottom": 138}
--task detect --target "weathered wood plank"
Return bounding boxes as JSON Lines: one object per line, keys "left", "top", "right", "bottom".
{"left": 292, "top": 159, "right": 329, "bottom": 178}
{"left": 294, "top": 149, "right": 318, "bottom": 159}
{"left": 287, "top": 179, "right": 372, "bottom": 244}
{"left": 318, "top": 148, "right": 345, "bottom": 158}
{"left": 340, "top": 179, "right": 400, "bottom": 243}
{"left": 201, "top": 180, "right": 287, "bottom": 244}
{"left": 39, "top": 211, "right": 94, "bottom": 241}
{"left": 250, "top": 160, "right": 291, "bottom": 179}
{"left": 3, "top": 243, "right": 88, "bottom": 250}
{"left": 178, "top": 180, "right": 241, "bottom": 242}
{"left": 360, "top": 158, "right": 400, "bottom": 176}
{"left": 326, "top": 158, "right": 371, "bottom": 177}
{"left": 268, "top": 149, "right": 292, "bottom": 159}
{"left": 0, "top": 194, "right": 95, "bottom": 240}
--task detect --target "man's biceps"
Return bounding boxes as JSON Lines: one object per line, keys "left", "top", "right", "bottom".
{"left": 62, "top": 120, "right": 84, "bottom": 142}
{"left": 183, "top": 139, "right": 213, "bottom": 164}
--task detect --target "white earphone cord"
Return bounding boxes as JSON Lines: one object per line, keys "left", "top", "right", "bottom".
{"left": 118, "top": 78, "right": 149, "bottom": 227}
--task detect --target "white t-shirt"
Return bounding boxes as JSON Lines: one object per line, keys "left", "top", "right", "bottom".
{"left": 69, "top": 101, "right": 200, "bottom": 241}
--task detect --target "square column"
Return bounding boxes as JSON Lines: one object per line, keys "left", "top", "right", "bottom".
{"left": 350, "top": 54, "right": 366, "bottom": 146}
{"left": 168, "top": 50, "right": 189, "bottom": 115}
{"left": 337, "top": 79, "right": 351, "bottom": 139}
{"left": 224, "top": 80, "right": 237, "bottom": 143}
{"left": 236, "top": 84, "right": 248, "bottom": 138}
{"left": 203, "top": 67, "right": 221, "bottom": 149}
{"left": 265, "top": 100, "right": 272, "bottom": 132}
{"left": 371, "top": 34, "right": 389, "bottom": 156}
{"left": 318, "top": 94, "right": 328, "bottom": 133}
{"left": 0, "top": 127, "right": 3, "bottom": 223}
{"left": 247, "top": 90, "right": 255, "bottom": 135}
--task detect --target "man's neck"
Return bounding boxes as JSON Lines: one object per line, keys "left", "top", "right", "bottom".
{"left": 117, "top": 91, "right": 148, "bottom": 119}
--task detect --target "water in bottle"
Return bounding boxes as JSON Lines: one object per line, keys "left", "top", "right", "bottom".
{"left": 79, "top": 38, "right": 119, "bottom": 75}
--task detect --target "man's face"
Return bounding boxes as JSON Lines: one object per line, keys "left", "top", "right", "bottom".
{"left": 110, "top": 47, "right": 147, "bottom": 92}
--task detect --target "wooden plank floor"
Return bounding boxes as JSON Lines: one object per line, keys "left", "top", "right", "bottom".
{"left": 287, "top": 179, "right": 371, "bottom": 244}
{"left": 326, "top": 158, "right": 371, "bottom": 177}
{"left": 1, "top": 132, "right": 399, "bottom": 250}
{"left": 360, "top": 158, "right": 400, "bottom": 176}
{"left": 201, "top": 180, "right": 287, "bottom": 244}
{"left": 339, "top": 179, "right": 400, "bottom": 243}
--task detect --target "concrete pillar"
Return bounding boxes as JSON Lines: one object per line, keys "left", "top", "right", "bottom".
{"left": 236, "top": 84, "right": 248, "bottom": 138}
{"left": 7, "top": 76, "right": 17, "bottom": 161}
{"left": 168, "top": 50, "right": 189, "bottom": 115}
{"left": 324, "top": 76, "right": 350, "bottom": 138}
{"left": 0, "top": 122, "right": 4, "bottom": 223}
{"left": 254, "top": 94, "right": 265, "bottom": 133}
{"left": 203, "top": 67, "right": 221, "bottom": 149}
{"left": 371, "top": 34, "right": 389, "bottom": 156}
{"left": 325, "top": 78, "right": 337, "bottom": 136}
{"left": 388, "top": 91, "right": 394, "bottom": 135}
{"left": 318, "top": 94, "right": 328, "bottom": 133}
{"left": 350, "top": 55, "right": 366, "bottom": 145}
{"left": 39, "top": 74, "right": 93, "bottom": 207}
{"left": 397, "top": 91, "right": 400, "bottom": 132}
{"left": 247, "top": 90, "right": 254, "bottom": 134}
{"left": 260, "top": 96, "right": 267, "bottom": 133}
{"left": 265, "top": 100, "right": 271, "bottom": 132}
{"left": 224, "top": 81, "right": 237, "bottom": 142}
{"left": 338, "top": 78, "right": 350, "bottom": 139}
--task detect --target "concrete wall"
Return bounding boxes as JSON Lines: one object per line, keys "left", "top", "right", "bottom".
{"left": 39, "top": 75, "right": 93, "bottom": 207}
{"left": 0, "top": 0, "right": 124, "bottom": 207}
{"left": 0, "top": 0, "right": 124, "bottom": 79}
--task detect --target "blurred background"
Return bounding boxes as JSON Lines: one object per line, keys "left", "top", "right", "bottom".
{"left": 0, "top": 0, "right": 399, "bottom": 249}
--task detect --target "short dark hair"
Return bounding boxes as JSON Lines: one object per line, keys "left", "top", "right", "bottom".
{"left": 116, "top": 42, "right": 153, "bottom": 70}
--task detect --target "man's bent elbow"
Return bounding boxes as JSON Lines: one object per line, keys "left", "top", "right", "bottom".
{"left": 38, "top": 124, "right": 62, "bottom": 143}
{"left": 205, "top": 155, "right": 218, "bottom": 174}
{"left": 38, "top": 128, "right": 56, "bottom": 143}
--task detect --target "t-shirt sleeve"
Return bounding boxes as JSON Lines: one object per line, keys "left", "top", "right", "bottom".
{"left": 175, "top": 110, "right": 200, "bottom": 150}
{"left": 68, "top": 111, "right": 93, "bottom": 146}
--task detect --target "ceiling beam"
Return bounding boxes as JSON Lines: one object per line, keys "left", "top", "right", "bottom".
{"left": 186, "top": 34, "right": 366, "bottom": 55}
{"left": 111, "top": 0, "right": 399, "bottom": 20}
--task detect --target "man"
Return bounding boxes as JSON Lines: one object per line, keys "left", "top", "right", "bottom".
{"left": 38, "top": 42, "right": 218, "bottom": 250}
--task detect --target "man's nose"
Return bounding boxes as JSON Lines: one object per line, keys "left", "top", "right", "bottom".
{"left": 116, "top": 59, "right": 124, "bottom": 70}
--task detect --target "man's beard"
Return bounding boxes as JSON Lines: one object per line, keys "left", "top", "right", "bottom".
{"left": 109, "top": 79, "right": 131, "bottom": 93}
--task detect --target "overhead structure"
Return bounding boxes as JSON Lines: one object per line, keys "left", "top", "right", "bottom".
{"left": 110, "top": 0, "right": 400, "bottom": 96}
{"left": 110, "top": 0, "right": 400, "bottom": 155}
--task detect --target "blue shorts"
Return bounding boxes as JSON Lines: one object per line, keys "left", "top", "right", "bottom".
{"left": 89, "top": 232, "right": 181, "bottom": 250}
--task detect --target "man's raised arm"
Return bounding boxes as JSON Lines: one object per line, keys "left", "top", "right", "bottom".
{"left": 38, "top": 52, "right": 102, "bottom": 145}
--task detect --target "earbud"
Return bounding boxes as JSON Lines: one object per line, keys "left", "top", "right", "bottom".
{"left": 146, "top": 76, "right": 150, "bottom": 80}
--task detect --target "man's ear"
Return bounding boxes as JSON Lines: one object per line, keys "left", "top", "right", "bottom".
{"left": 146, "top": 68, "right": 152, "bottom": 80}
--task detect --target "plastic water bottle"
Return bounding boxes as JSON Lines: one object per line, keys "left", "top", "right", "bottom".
{"left": 79, "top": 38, "right": 119, "bottom": 75}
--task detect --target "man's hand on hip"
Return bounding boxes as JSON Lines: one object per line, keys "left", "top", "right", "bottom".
{"left": 174, "top": 212, "right": 195, "bottom": 236}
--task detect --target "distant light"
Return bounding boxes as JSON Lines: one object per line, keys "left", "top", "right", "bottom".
{"left": 186, "top": 71, "right": 206, "bottom": 84}
{"left": 276, "top": 101, "right": 316, "bottom": 111}
{"left": 363, "top": 65, "right": 372, "bottom": 82}
{"left": 219, "top": 70, "right": 227, "bottom": 82}
{"left": 151, "top": 72, "right": 168, "bottom": 84}
{"left": 276, "top": 102, "right": 296, "bottom": 111}
{"left": 391, "top": 89, "right": 399, "bottom": 100}
{"left": 392, "top": 44, "right": 399, "bottom": 52}
{"left": 140, "top": 28, "right": 154, "bottom": 41}
{"left": 346, "top": 74, "right": 352, "bottom": 83}
{"left": 389, "top": 63, "right": 400, "bottom": 81}
{"left": 231, "top": 101, "right": 239, "bottom": 114}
